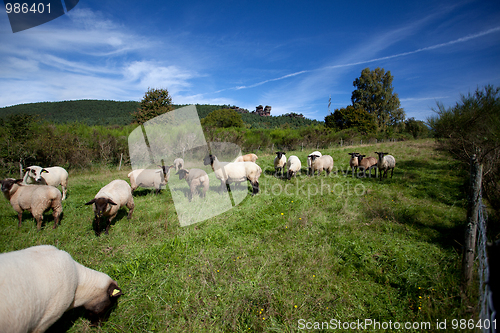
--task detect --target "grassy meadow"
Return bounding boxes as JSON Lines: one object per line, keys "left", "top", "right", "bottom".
{"left": 0, "top": 139, "right": 473, "bottom": 332}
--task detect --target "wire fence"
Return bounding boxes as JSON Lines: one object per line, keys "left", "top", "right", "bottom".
{"left": 477, "top": 195, "right": 497, "bottom": 333}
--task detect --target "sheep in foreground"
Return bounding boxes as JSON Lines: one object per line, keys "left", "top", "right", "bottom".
{"left": 234, "top": 153, "right": 258, "bottom": 163}
{"left": 0, "top": 245, "right": 123, "bottom": 333}
{"left": 286, "top": 155, "right": 302, "bottom": 180}
{"left": 347, "top": 152, "right": 360, "bottom": 177}
{"left": 1, "top": 178, "right": 62, "bottom": 230}
{"left": 203, "top": 154, "right": 262, "bottom": 195}
{"left": 308, "top": 154, "right": 334, "bottom": 176}
{"left": 173, "top": 158, "right": 184, "bottom": 171}
{"left": 307, "top": 151, "right": 322, "bottom": 176}
{"left": 356, "top": 154, "right": 378, "bottom": 178}
{"left": 23, "top": 165, "right": 69, "bottom": 200}
{"left": 374, "top": 152, "right": 396, "bottom": 180}
{"left": 85, "top": 179, "right": 134, "bottom": 235}
{"left": 274, "top": 151, "right": 287, "bottom": 178}
{"left": 176, "top": 168, "right": 209, "bottom": 201}
{"left": 127, "top": 166, "right": 171, "bottom": 194}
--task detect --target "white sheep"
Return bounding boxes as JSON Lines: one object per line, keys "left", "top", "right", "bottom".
{"left": 85, "top": 179, "right": 134, "bottom": 235}
{"left": 1, "top": 178, "right": 63, "bottom": 231}
{"left": 274, "top": 151, "right": 287, "bottom": 178}
{"left": 307, "top": 151, "right": 322, "bottom": 176}
{"left": 176, "top": 168, "right": 210, "bottom": 201}
{"left": 374, "top": 152, "right": 396, "bottom": 179}
{"left": 356, "top": 154, "right": 378, "bottom": 178}
{"left": 203, "top": 154, "right": 262, "bottom": 195}
{"left": 127, "top": 166, "right": 170, "bottom": 194}
{"left": 286, "top": 155, "right": 302, "bottom": 180}
{"left": 173, "top": 158, "right": 184, "bottom": 171}
{"left": 23, "top": 165, "right": 69, "bottom": 200}
{"left": 347, "top": 152, "right": 360, "bottom": 177}
{"left": 234, "top": 153, "right": 258, "bottom": 163}
{"left": 0, "top": 245, "right": 123, "bottom": 333}
{"left": 308, "top": 154, "right": 334, "bottom": 176}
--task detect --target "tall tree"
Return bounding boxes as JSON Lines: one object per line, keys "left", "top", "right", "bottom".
{"left": 351, "top": 67, "right": 405, "bottom": 131}
{"left": 201, "top": 109, "right": 244, "bottom": 128}
{"left": 132, "top": 88, "right": 173, "bottom": 125}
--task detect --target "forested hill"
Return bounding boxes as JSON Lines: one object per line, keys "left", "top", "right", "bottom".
{"left": 0, "top": 100, "right": 321, "bottom": 128}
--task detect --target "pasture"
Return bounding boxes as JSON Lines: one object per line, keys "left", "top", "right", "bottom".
{"left": 0, "top": 139, "right": 472, "bottom": 332}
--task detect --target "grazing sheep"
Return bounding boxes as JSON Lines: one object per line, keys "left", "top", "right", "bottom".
{"left": 374, "top": 152, "right": 396, "bottom": 180}
{"left": 1, "top": 178, "right": 63, "bottom": 231}
{"left": 356, "top": 154, "right": 378, "bottom": 178}
{"left": 85, "top": 179, "right": 134, "bottom": 235}
{"left": 176, "top": 168, "right": 210, "bottom": 201}
{"left": 286, "top": 155, "right": 302, "bottom": 180}
{"left": 234, "top": 153, "right": 258, "bottom": 163}
{"left": 128, "top": 166, "right": 169, "bottom": 194}
{"left": 274, "top": 151, "right": 287, "bottom": 178}
{"left": 23, "top": 165, "right": 69, "bottom": 200}
{"left": 347, "top": 152, "right": 360, "bottom": 177}
{"left": 0, "top": 245, "right": 123, "bottom": 333}
{"left": 307, "top": 151, "right": 322, "bottom": 176}
{"left": 203, "top": 154, "right": 262, "bottom": 195}
{"left": 173, "top": 158, "right": 184, "bottom": 172}
{"left": 308, "top": 154, "right": 334, "bottom": 176}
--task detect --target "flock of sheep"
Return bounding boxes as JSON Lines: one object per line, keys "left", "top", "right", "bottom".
{"left": 1, "top": 151, "right": 397, "bottom": 234}
{"left": 0, "top": 149, "right": 396, "bottom": 332}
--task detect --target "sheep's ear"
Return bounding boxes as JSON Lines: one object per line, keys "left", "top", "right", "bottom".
{"left": 107, "top": 199, "right": 118, "bottom": 206}
{"left": 41, "top": 169, "right": 49, "bottom": 174}
{"left": 14, "top": 179, "right": 23, "bottom": 185}
{"left": 85, "top": 199, "right": 96, "bottom": 205}
{"left": 362, "top": 155, "right": 366, "bottom": 157}
{"left": 108, "top": 282, "right": 123, "bottom": 298}
{"left": 384, "top": 152, "right": 389, "bottom": 154}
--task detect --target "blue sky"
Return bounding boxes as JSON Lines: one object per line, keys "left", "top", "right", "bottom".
{"left": 1, "top": 0, "right": 499, "bottom": 121}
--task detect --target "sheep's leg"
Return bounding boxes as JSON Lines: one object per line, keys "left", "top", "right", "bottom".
{"left": 94, "top": 216, "right": 101, "bottom": 235}
{"left": 61, "top": 186, "right": 67, "bottom": 200}
{"left": 35, "top": 214, "right": 43, "bottom": 231}
{"left": 390, "top": 168, "right": 394, "bottom": 178}
{"left": 127, "top": 201, "right": 134, "bottom": 219}
{"left": 17, "top": 212, "right": 22, "bottom": 227}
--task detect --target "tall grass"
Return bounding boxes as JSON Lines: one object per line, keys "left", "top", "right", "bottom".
{"left": 0, "top": 139, "right": 473, "bottom": 332}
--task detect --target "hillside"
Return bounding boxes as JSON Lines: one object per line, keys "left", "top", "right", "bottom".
{"left": 0, "top": 100, "right": 320, "bottom": 128}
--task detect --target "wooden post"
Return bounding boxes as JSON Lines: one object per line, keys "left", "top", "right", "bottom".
{"left": 19, "top": 159, "right": 23, "bottom": 179}
{"left": 462, "top": 154, "right": 483, "bottom": 293}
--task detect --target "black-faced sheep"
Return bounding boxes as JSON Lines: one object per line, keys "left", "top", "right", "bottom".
{"left": 1, "top": 178, "right": 63, "bottom": 230}
{"left": 274, "top": 151, "right": 287, "bottom": 178}
{"left": 85, "top": 179, "right": 134, "bottom": 235}
{"left": 347, "top": 152, "right": 360, "bottom": 177}
{"left": 23, "top": 165, "right": 69, "bottom": 200}
{"left": 203, "top": 154, "right": 262, "bottom": 195}
{"left": 308, "top": 154, "right": 334, "bottom": 176}
{"left": 307, "top": 151, "right": 322, "bottom": 176}
{"left": 356, "top": 154, "right": 378, "bottom": 178}
{"left": 374, "top": 152, "right": 396, "bottom": 180}
{"left": 176, "top": 168, "right": 209, "bottom": 201}
{"left": 234, "top": 153, "right": 258, "bottom": 163}
{"left": 0, "top": 245, "right": 123, "bottom": 333}
{"left": 173, "top": 158, "right": 184, "bottom": 172}
{"left": 127, "top": 166, "right": 170, "bottom": 194}
{"left": 286, "top": 155, "right": 302, "bottom": 180}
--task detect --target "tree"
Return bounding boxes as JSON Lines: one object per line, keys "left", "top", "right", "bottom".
{"left": 201, "top": 109, "right": 244, "bottom": 128}
{"left": 351, "top": 67, "right": 405, "bottom": 131}
{"left": 132, "top": 88, "right": 173, "bottom": 125}
{"left": 404, "top": 117, "right": 430, "bottom": 139}
{"left": 428, "top": 85, "right": 500, "bottom": 216}
{"left": 324, "top": 105, "right": 376, "bottom": 133}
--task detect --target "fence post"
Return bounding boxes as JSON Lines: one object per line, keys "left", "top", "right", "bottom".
{"left": 19, "top": 159, "right": 23, "bottom": 179}
{"left": 462, "top": 154, "right": 483, "bottom": 293}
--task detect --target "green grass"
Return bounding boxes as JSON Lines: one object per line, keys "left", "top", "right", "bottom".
{"left": 0, "top": 139, "right": 474, "bottom": 332}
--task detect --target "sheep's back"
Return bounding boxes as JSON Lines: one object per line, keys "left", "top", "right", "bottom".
{"left": 96, "top": 180, "right": 132, "bottom": 206}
